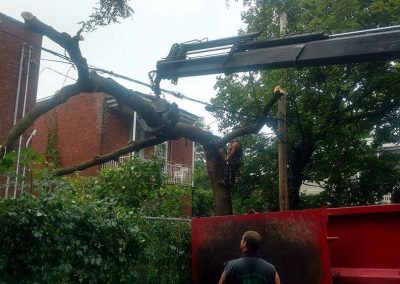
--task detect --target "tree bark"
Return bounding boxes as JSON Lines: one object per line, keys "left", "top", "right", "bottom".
{"left": 288, "top": 146, "right": 316, "bottom": 209}
{"left": 205, "top": 148, "right": 232, "bottom": 215}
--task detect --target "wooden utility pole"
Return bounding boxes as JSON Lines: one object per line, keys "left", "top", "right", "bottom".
{"left": 278, "top": 9, "right": 289, "bottom": 211}
{"left": 277, "top": 86, "right": 289, "bottom": 211}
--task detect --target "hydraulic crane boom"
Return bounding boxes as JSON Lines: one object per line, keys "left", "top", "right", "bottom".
{"left": 151, "top": 25, "right": 400, "bottom": 95}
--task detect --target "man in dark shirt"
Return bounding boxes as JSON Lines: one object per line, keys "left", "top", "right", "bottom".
{"left": 219, "top": 231, "right": 281, "bottom": 284}
{"left": 223, "top": 139, "right": 243, "bottom": 188}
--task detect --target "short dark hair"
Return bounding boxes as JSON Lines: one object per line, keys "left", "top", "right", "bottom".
{"left": 243, "top": 231, "right": 262, "bottom": 253}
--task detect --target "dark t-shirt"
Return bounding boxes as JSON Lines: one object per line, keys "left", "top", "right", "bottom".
{"left": 224, "top": 257, "right": 276, "bottom": 284}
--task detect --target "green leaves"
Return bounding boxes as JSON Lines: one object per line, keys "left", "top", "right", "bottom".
{"left": 0, "top": 156, "right": 191, "bottom": 283}
{"left": 0, "top": 151, "right": 16, "bottom": 174}
{"left": 80, "top": 0, "right": 134, "bottom": 31}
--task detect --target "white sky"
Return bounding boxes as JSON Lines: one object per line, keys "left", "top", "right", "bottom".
{"left": 1, "top": 0, "right": 246, "bottom": 128}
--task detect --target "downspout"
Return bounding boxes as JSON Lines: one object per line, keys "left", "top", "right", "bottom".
{"left": 5, "top": 43, "right": 26, "bottom": 198}
{"left": 21, "top": 129, "right": 36, "bottom": 194}
{"left": 165, "top": 141, "right": 168, "bottom": 173}
{"left": 14, "top": 46, "right": 32, "bottom": 198}
{"left": 192, "top": 141, "right": 195, "bottom": 187}
{"left": 131, "top": 111, "right": 137, "bottom": 158}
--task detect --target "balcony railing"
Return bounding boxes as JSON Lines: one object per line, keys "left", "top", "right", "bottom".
{"left": 101, "top": 155, "right": 192, "bottom": 185}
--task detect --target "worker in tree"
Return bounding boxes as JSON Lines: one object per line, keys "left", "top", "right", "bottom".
{"left": 219, "top": 231, "right": 281, "bottom": 284}
{"left": 224, "top": 139, "right": 243, "bottom": 188}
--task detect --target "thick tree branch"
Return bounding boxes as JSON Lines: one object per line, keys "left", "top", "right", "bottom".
{"left": 0, "top": 83, "right": 85, "bottom": 153}
{"left": 91, "top": 72, "right": 162, "bottom": 127}
{"left": 343, "top": 100, "right": 400, "bottom": 123}
{"left": 22, "top": 12, "right": 89, "bottom": 82}
{"left": 21, "top": 13, "right": 177, "bottom": 131}
{"left": 219, "top": 88, "right": 283, "bottom": 146}
{"left": 166, "top": 123, "right": 219, "bottom": 149}
{"left": 55, "top": 135, "right": 169, "bottom": 176}
{"left": 56, "top": 122, "right": 221, "bottom": 175}
{"left": 55, "top": 123, "right": 219, "bottom": 176}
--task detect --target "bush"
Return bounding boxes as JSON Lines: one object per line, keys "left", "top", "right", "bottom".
{"left": 0, "top": 193, "right": 142, "bottom": 283}
{"left": 93, "top": 156, "right": 167, "bottom": 208}
{"left": 192, "top": 187, "right": 214, "bottom": 217}
{"left": 0, "top": 157, "right": 191, "bottom": 283}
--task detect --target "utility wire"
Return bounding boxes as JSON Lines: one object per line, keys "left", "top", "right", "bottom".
{"left": 40, "top": 65, "right": 77, "bottom": 81}
{"left": 40, "top": 49, "right": 221, "bottom": 109}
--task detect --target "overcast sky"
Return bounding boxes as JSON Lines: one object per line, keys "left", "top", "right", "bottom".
{"left": 1, "top": 0, "right": 246, "bottom": 128}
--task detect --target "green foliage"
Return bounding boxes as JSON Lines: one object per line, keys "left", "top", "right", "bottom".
{"left": 241, "top": 0, "right": 400, "bottom": 37}
{"left": 232, "top": 135, "right": 280, "bottom": 213}
{"left": 81, "top": 0, "right": 134, "bottom": 31}
{"left": 136, "top": 219, "right": 191, "bottom": 283}
{"left": 193, "top": 187, "right": 214, "bottom": 217}
{"left": 0, "top": 157, "right": 191, "bottom": 283}
{"left": 192, "top": 154, "right": 214, "bottom": 216}
{"left": 45, "top": 124, "right": 61, "bottom": 168}
{"left": 0, "top": 151, "right": 17, "bottom": 174}
{"left": 0, "top": 192, "right": 143, "bottom": 283}
{"left": 92, "top": 156, "right": 167, "bottom": 208}
{"left": 193, "top": 152, "right": 211, "bottom": 190}
{"left": 298, "top": 192, "right": 328, "bottom": 209}
{"left": 392, "top": 188, "right": 400, "bottom": 203}
{"left": 310, "top": 139, "right": 400, "bottom": 207}
{"left": 192, "top": 119, "right": 215, "bottom": 216}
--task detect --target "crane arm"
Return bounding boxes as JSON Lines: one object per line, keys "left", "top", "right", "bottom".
{"left": 152, "top": 26, "right": 400, "bottom": 94}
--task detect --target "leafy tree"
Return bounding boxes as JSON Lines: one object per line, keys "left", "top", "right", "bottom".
{"left": 191, "top": 119, "right": 215, "bottom": 216}
{"left": 232, "top": 135, "right": 279, "bottom": 213}
{"left": 214, "top": 0, "right": 400, "bottom": 209}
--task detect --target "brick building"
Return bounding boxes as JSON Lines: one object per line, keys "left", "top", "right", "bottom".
{"left": 0, "top": 13, "right": 42, "bottom": 197}
{"left": 32, "top": 92, "right": 198, "bottom": 182}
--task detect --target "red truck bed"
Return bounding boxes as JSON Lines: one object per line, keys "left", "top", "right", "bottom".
{"left": 192, "top": 204, "right": 400, "bottom": 284}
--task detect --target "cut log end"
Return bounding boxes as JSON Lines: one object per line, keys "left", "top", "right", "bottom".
{"left": 21, "top": 12, "right": 34, "bottom": 20}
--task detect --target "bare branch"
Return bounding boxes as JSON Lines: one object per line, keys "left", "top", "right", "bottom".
{"left": 91, "top": 72, "right": 162, "bottom": 128}
{"left": 22, "top": 12, "right": 89, "bottom": 82}
{"left": 0, "top": 83, "right": 85, "bottom": 153}
{"left": 54, "top": 135, "right": 169, "bottom": 176}
{"left": 343, "top": 100, "right": 400, "bottom": 123}
{"left": 54, "top": 123, "right": 219, "bottom": 176}
{"left": 167, "top": 123, "right": 219, "bottom": 149}
{"left": 219, "top": 88, "right": 283, "bottom": 146}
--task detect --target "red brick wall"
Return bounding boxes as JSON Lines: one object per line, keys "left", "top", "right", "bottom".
{"left": 169, "top": 138, "right": 193, "bottom": 168}
{"left": 32, "top": 92, "right": 106, "bottom": 176}
{"left": 0, "top": 13, "right": 42, "bottom": 144}
{"left": 102, "top": 108, "right": 131, "bottom": 154}
{"left": 32, "top": 91, "right": 195, "bottom": 176}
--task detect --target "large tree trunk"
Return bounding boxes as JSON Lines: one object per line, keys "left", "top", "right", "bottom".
{"left": 288, "top": 146, "right": 316, "bottom": 209}
{"left": 205, "top": 148, "right": 232, "bottom": 215}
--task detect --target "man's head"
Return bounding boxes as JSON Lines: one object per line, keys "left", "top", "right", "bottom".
{"left": 240, "top": 231, "right": 262, "bottom": 255}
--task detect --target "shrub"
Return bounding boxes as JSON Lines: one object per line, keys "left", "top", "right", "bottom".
{"left": 0, "top": 157, "right": 191, "bottom": 283}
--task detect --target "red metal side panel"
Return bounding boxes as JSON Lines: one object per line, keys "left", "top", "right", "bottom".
{"left": 327, "top": 204, "right": 400, "bottom": 284}
{"left": 192, "top": 209, "right": 332, "bottom": 284}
